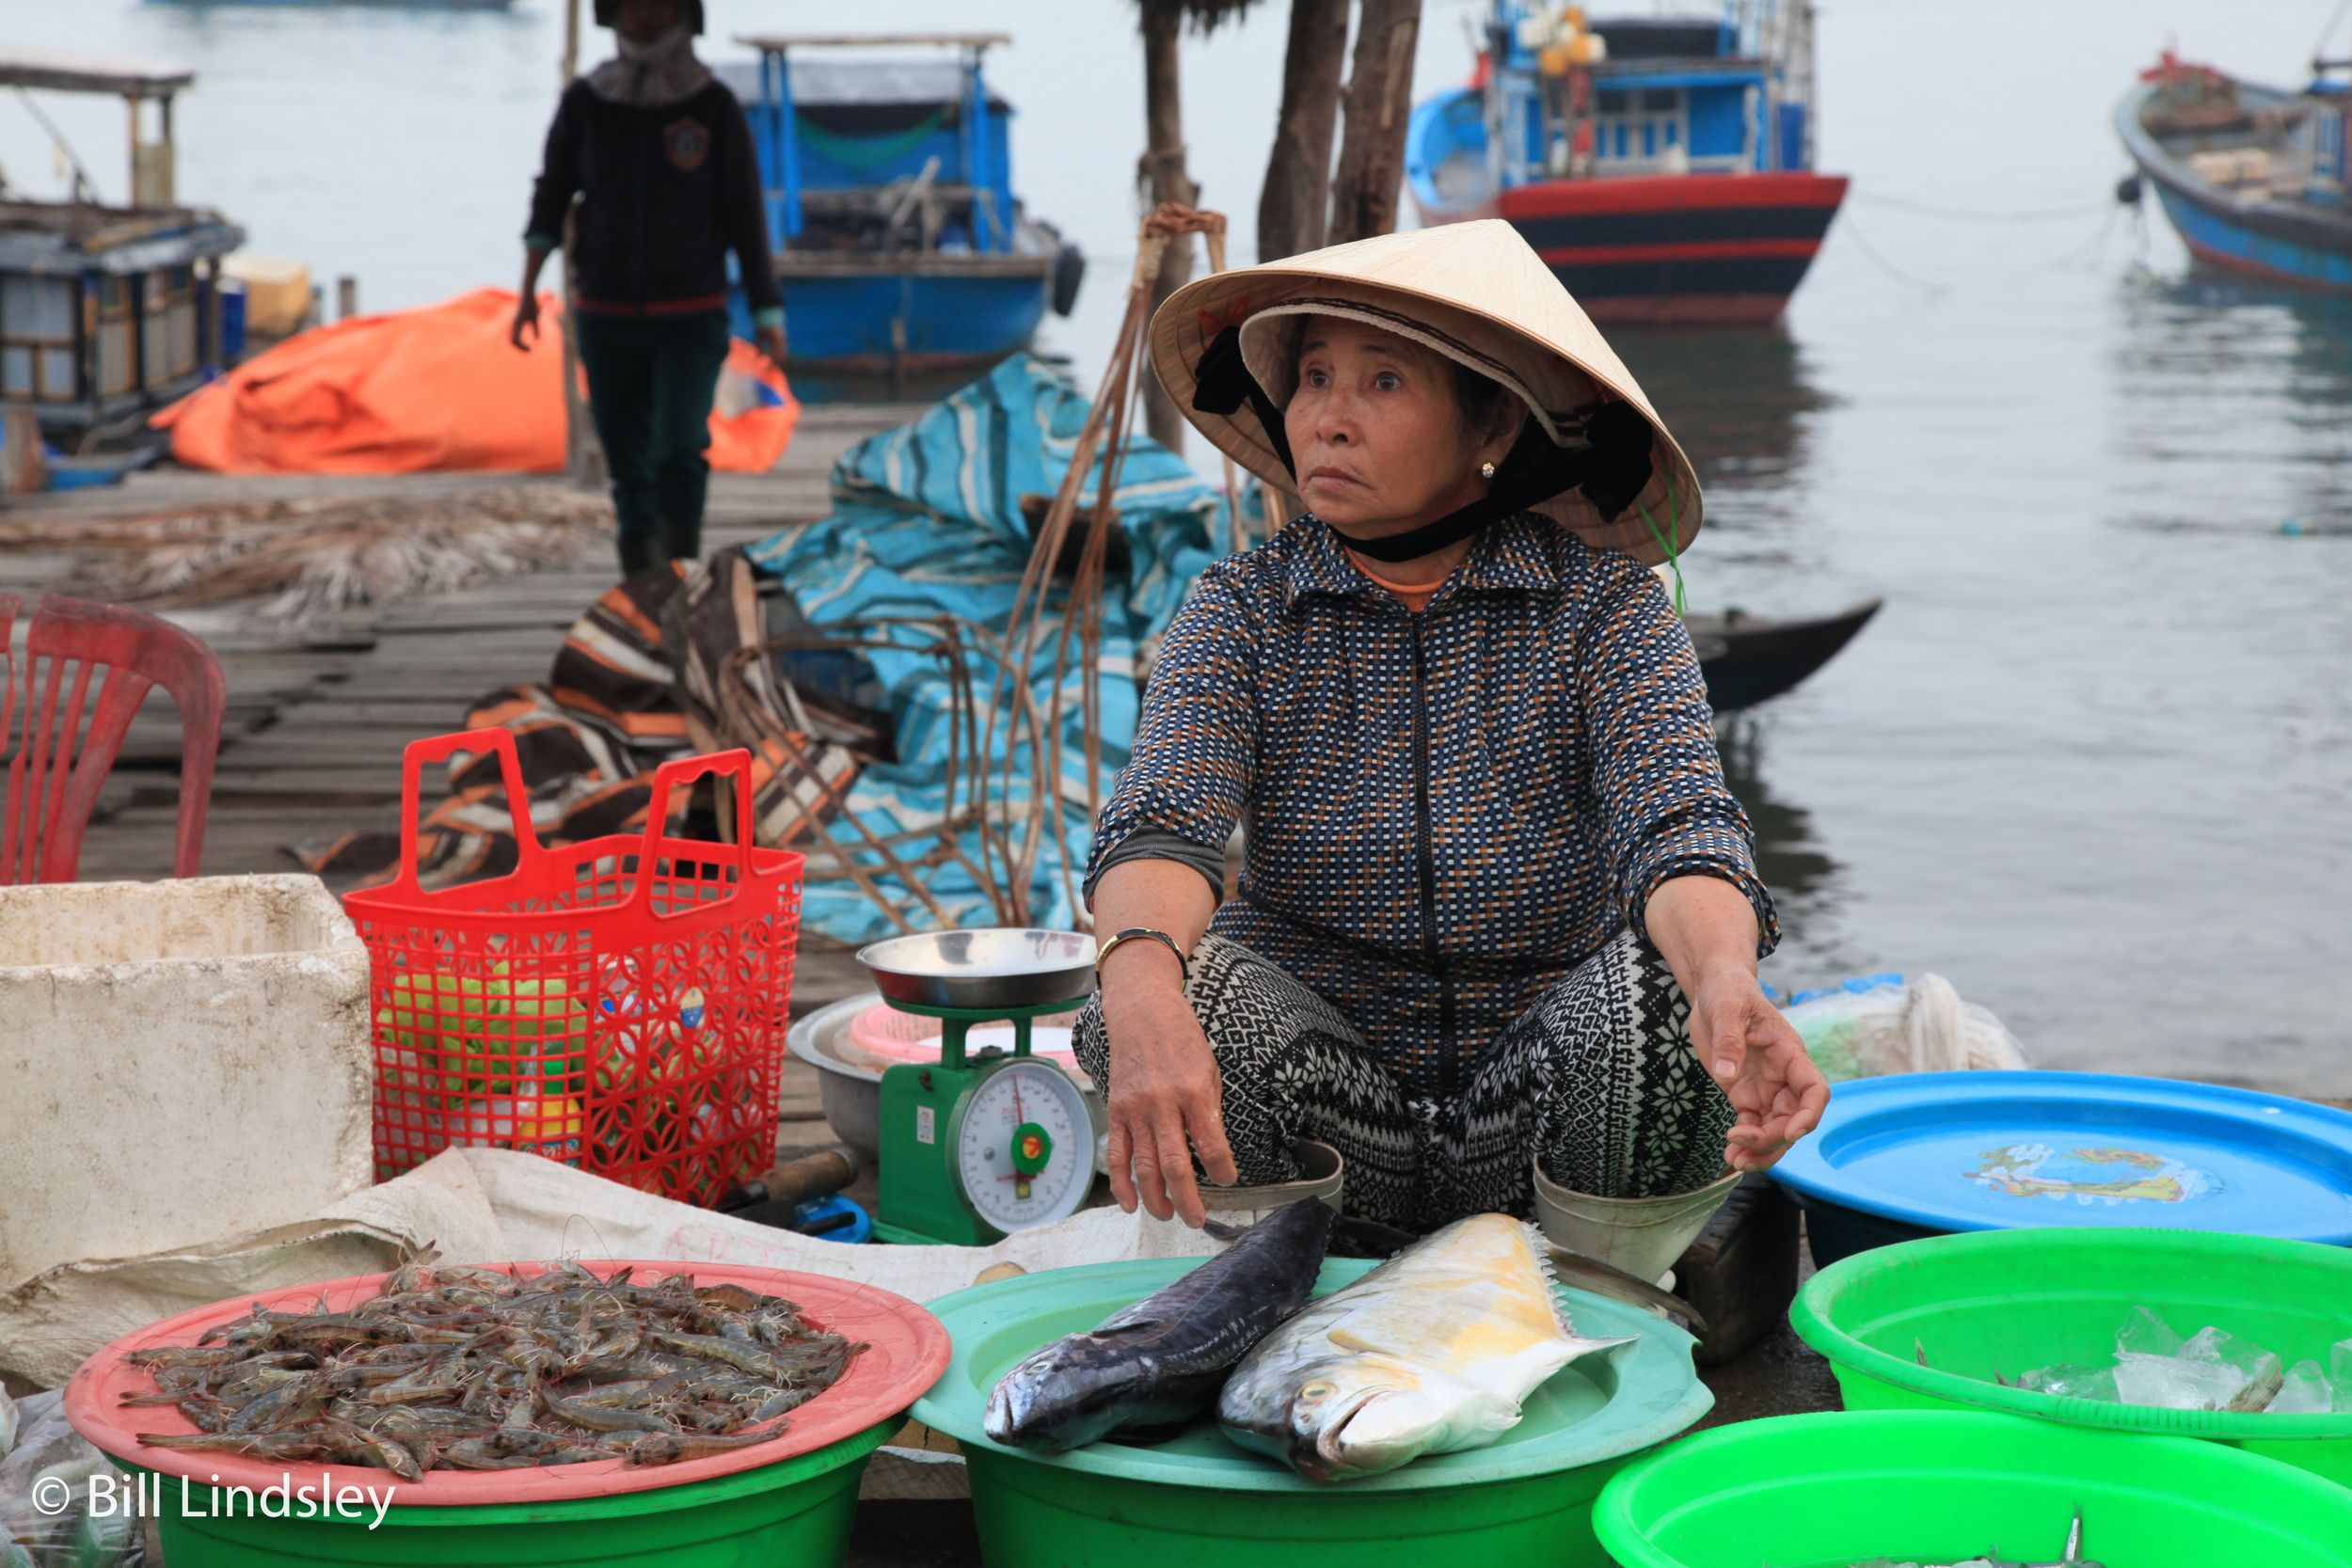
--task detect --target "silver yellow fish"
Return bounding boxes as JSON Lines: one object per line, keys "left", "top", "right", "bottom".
{"left": 1216, "top": 1212, "right": 1636, "bottom": 1481}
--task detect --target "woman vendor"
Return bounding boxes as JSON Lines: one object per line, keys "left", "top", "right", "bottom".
{"left": 1073, "top": 220, "right": 1829, "bottom": 1235}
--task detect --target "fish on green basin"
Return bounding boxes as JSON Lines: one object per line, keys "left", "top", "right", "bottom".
{"left": 1216, "top": 1212, "right": 1636, "bottom": 1481}
{"left": 982, "top": 1198, "right": 1338, "bottom": 1451}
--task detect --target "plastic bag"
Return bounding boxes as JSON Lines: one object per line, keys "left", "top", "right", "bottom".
{"left": 0, "top": 1390, "right": 144, "bottom": 1568}
{"left": 1778, "top": 973, "right": 2028, "bottom": 1083}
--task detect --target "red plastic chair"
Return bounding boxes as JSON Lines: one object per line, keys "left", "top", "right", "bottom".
{"left": 0, "top": 594, "right": 228, "bottom": 883}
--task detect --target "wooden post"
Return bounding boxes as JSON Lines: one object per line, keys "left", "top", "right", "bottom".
{"left": 1256, "top": 0, "right": 1348, "bottom": 262}
{"left": 558, "top": 0, "right": 604, "bottom": 487}
{"left": 1327, "top": 0, "right": 1423, "bottom": 246}
{"left": 1138, "top": 0, "right": 1200, "bottom": 457}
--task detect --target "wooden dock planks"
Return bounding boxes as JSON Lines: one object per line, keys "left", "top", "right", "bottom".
{"left": 1, "top": 404, "right": 918, "bottom": 1018}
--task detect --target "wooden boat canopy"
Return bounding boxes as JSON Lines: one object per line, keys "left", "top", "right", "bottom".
{"left": 732, "top": 35, "right": 1011, "bottom": 54}
{"left": 0, "top": 48, "right": 193, "bottom": 100}
{"left": 0, "top": 45, "right": 240, "bottom": 437}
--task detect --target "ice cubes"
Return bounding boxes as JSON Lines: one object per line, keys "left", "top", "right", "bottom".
{"left": 2018, "top": 1364, "right": 2120, "bottom": 1402}
{"left": 2113, "top": 1351, "right": 2249, "bottom": 1410}
{"left": 2014, "top": 1310, "right": 2343, "bottom": 1415}
{"left": 2114, "top": 1305, "right": 2184, "bottom": 1359}
{"left": 2272, "top": 1359, "right": 2334, "bottom": 1416}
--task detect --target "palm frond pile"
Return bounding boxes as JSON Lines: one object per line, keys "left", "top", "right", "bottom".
{"left": 1, "top": 485, "right": 612, "bottom": 626}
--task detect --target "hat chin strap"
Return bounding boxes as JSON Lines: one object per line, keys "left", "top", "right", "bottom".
{"left": 1190, "top": 326, "right": 1657, "bottom": 564}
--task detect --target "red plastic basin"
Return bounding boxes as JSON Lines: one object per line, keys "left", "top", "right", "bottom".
{"left": 63, "top": 1259, "right": 949, "bottom": 1508}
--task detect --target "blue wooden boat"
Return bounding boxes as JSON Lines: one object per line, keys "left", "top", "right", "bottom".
{"left": 1405, "top": 1, "right": 1844, "bottom": 323}
{"left": 0, "top": 50, "right": 242, "bottom": 446}
{"left": 723, "top": 34, "right": 1081, "bottom": 404}
{"left": 2117, "top": 53, "right": 2352, "bottom": 292}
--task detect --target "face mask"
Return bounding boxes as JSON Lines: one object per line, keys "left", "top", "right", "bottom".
{"left": 585, "top": 23, "right": 711, "bottom": 108}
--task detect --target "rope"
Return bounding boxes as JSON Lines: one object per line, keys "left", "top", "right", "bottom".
{"left": 1633, "top": 472, "right": 1688, "bottom": 617}
{"left": 2317, "top": 0, "right": 2352, "bottom": 69}
{"left": 1830, "top": 211, "right": 1952, "bottom": 298}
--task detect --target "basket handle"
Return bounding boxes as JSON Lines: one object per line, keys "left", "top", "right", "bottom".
{"left": 386, "top": 727, "right": 545, "bottom": 897}
{"left": 631, "top": 747, "right": 758, "bottom": 918}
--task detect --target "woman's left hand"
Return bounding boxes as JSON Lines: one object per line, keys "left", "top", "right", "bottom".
{"left": 1688, "top": 970, "right": 1829, "bottom": 1171}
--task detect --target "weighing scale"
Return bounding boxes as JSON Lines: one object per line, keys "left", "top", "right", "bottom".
{"left": 856, "top": 929, "right": 1098, "bottom": 1246}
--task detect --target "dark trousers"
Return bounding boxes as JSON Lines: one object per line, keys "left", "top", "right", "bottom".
{"left": 574, "top": 309, "right": 730, "bottom": 577}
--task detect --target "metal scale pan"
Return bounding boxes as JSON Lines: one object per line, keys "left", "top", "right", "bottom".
{"left": 855, "top": 927, "right": 1097, "bottom": 1011}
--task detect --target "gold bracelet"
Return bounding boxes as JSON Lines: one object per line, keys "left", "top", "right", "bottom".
{"left": 1094, "top": 927, "right": 1190, "bottom": 987}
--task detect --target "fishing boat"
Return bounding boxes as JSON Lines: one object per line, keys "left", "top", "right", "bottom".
{"left": 1689, "top": 599, "right": 1879, "bottom": 712}
{"left": 2115, "top": 53, "right": 2352, "bottom": 292}
{"left": 0, "top": 50, "right": 243, "bottom": 448}
{"left": 723, "top": 33, "right": 1083, "bottom": 404}
{"left": 1405, "top": 0, "right": 1845, "bottom": 324}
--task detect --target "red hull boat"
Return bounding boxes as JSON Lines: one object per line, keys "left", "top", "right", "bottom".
{"left": 1407, "top": 4, "right": 1846, "bottom": 323}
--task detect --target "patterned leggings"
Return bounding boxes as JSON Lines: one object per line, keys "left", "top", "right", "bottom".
{"left": 1072, "top": 929, "right": 1736, "bottom": 1232}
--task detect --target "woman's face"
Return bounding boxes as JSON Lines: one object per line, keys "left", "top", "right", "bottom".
{"left": 1282, "top": 317, "right": 1518, "bottom": 540}
{"left": 615, "top": 0, "right": 683, "bottom": 44}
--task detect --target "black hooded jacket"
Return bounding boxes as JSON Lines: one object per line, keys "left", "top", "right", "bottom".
{"left": 525, "top": 78, "right": 783, "bottom": 319}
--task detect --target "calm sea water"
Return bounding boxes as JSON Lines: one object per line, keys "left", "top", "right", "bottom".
{"left": 5, "top": 0, "right": 2344, "bottom": 1094}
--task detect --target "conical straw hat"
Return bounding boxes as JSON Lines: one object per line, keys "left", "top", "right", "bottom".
{"left": 1149, "top": 219, "right": 1702, "bottom": 563}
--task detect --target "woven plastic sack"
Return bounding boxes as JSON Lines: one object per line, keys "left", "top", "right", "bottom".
{"left": 0, "top": 1390, "right": 142, "bottom": 1567}
{"left": 1780, "top": 973, "right": 2028, "bottom": 1084}
{"left": 344, "top": 729, "right": 803, "bottom": 1206}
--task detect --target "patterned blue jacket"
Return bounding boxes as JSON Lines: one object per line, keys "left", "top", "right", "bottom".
{"left": 1086, "top": 513, "right": 1776, "bottom": 1100}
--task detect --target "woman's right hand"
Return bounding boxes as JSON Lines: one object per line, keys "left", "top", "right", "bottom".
{"left": 1101, "top": 955, "right": 1238, "bottom": 1228}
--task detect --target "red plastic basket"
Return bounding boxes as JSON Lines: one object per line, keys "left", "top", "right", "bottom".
{"left": 344, "top": 729, "right": 803, "bottom": 1205}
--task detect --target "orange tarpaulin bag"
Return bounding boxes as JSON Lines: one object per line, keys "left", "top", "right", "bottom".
{"left": 152, "top": 287, "right": 799, "bottom": 476}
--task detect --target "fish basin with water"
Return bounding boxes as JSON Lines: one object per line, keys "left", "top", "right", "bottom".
{"left": 911, "top": 1254, "right": 1711, "bottom": 1568}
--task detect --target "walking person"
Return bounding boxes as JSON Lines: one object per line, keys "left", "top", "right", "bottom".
{"left": 511, "top": 0, "right": 787, "bottom": 578}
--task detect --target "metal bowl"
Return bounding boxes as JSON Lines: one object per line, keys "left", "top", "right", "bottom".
{"left": 854, "top": 927, "right": 1097, "bottom": 1010}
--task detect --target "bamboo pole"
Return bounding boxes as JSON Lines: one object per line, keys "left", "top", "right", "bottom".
{"left": 559, "top": 0, "right": 604, "bottom": 489}
{"left": 983, "top": 203, "right": 1227, "bottom": 929}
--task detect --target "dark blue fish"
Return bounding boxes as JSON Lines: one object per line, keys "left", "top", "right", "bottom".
{"left": 982, "top": 1199, "right": 1337, "bottom": 1451}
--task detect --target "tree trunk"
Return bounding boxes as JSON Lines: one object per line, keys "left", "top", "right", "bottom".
{"left": 1139, "top": 1, "right": 1200, "bottom": 455}
{"left": 1256, "top": 0, "right": 1350, "bottom": 262}
{"left": 1327, "top": 0, "right": 1422, "bottom": 246}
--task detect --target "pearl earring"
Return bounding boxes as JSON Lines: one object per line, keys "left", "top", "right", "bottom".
{"left": 1480, "top": 462, "right": 1497, "bottom": 481}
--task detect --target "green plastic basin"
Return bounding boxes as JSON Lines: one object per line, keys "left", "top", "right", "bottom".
{"left": 1594, "top": 1410, "right": 2352, "bottom": 1567}
{"left": 1789, "top": 1227, "right": 2352, "bottom": 1485}
{"left": 912, "top": 1255, "right": 1711, "bottom": 1568}
{"left": 129, "top": 1420, "right": 891, "bottom": 1568}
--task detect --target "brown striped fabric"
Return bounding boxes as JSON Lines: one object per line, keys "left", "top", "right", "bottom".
{"left": 308, "top": 548, "right": 882, "bottom": 888}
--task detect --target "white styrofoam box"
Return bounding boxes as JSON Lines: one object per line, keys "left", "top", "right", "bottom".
{"left": 0, "top": 874, "right": 373, "bottom": 1291}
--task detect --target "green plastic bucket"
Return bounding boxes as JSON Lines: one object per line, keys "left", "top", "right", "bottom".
{"left": 125, "top": 1420, "right": 891, "bottom": 1567}
{"left": 1594, "top": 1410, "right": 2352, "bottom": 1567}
{"left": 1789, "top": 1227, "right": 2352, "bottom": 1486}
{"left": 913, "top": 1254, "right": 1712, "bottom": 1568}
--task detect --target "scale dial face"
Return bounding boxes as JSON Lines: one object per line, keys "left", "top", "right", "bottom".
{"left": 952, "top": 1058, "right": 1093, "bottom": 1233}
